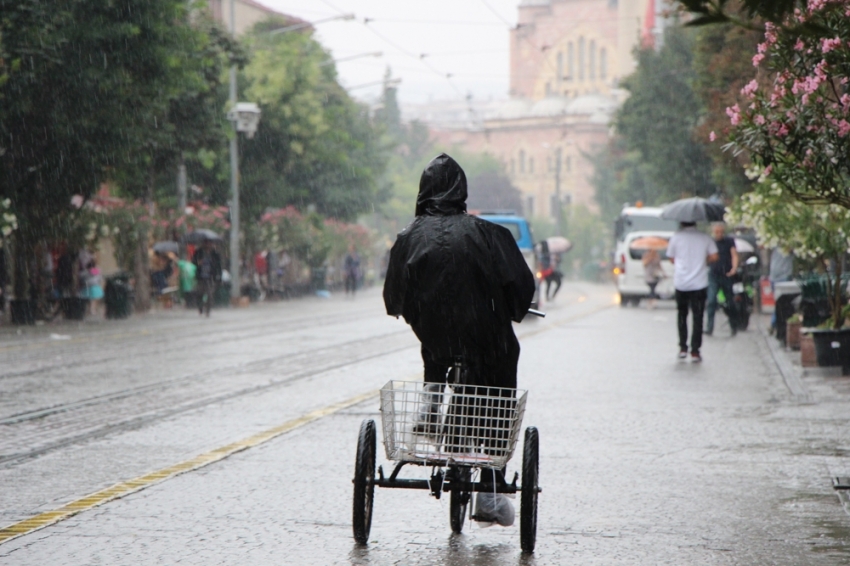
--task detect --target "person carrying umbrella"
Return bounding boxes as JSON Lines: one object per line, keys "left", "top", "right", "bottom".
{"left": 663, "top": 198, "right": 721, "bottom": 362}
{"left": 192, "top": 236, "right": 222, "bottom": 317}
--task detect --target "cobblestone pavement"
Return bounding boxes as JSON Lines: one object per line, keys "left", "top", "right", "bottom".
{"left": 2, "top": 284, "right": 850, "bottom": 564}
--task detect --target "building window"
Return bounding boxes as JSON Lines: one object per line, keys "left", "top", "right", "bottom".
{"left": 556, "top": 52, "right": 563, "bottom": 87}
{"left": 510, "top": 159, "right": 515, "bottom": 174}
{"left": 567, "top": 42, "right": 574, "bottom": 80}
{"left": 589, "top": 40, "right": 596, "bottom": 80}
{"left": 547, "top": 156, "right": 552, "bottom": 171}
{"left": 578, "top": 37, "right": 585, "bottom": 81}
{"left": 600, "top": 48, "right": 607, "bottom": 80}
{"left": 529, "top": 157, "right": 534, "bottom": 174}
{"left": 565, "top": 156, "right": 572, "bottom": 172}
{"left": 519, "top": 150, "right": 526, "bottom": 173}
{"left": 526, "top": 196, "right": 535, "bottom": 217}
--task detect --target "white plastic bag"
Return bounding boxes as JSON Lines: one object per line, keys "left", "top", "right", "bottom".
{"left": 475, "top": 492, "right": 515, "bottom": 527}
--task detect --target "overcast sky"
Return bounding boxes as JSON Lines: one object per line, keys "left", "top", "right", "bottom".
{"left": 262, "top": 0, "right": 520, "bottom": 105}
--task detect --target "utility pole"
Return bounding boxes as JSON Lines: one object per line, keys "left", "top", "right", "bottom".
{"left": 554, "top": 146, "right": 563, "bottom": 237}
{"left": 228, "top": 0, "right": 240, "bottom": 301}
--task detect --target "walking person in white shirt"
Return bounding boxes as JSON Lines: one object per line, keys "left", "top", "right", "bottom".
{"left": 666, "top": 222, "right": 719, "bottom": 362}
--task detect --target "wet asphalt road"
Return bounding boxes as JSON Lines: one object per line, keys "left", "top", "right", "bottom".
{"left": 2, "top": 283, "right": 850, "bottom": 564}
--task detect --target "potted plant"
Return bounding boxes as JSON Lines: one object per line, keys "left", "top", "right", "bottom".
{"left": 731, "top": 166, "right": 850, "bottom": 372}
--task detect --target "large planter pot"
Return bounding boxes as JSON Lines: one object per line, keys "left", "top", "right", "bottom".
{"left": 786, "top": 320, "right": 802, "bottom": 350}
{"left": 10, "top": 299, "right": 36, "bottom": 325}
{"left": 61, "top": 297, "right": 88, "bottom": 321}
{"left": 809, "top": 328, "right": 850, "bottom": 374}
{"left": 800, "top": 333, "right": 817, "bottom": 367}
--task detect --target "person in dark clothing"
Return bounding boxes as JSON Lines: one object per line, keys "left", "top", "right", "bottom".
{"left": 344, "top": 245, "right": 361, "bottom": 296}
{"left": 705, "top": 222, "right": 739, "bottom": 336}
{"left": 383, "top": 153, "right": 535, "bottom": 387}
{"left": 383, "top": 153, "right": 534, "bottom": 527}
{"left": 192, "top": 238, "right": 222, "bottom": 317}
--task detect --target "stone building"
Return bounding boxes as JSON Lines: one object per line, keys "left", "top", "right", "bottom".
{"left": 423, "top": 0, "right": 660, "bottom": 220}
{"left": 208, "top": 0, "right": 301, "bottom": 35}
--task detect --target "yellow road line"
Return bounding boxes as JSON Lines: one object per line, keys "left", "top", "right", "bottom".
{"left": 0, "top": 295, "right": 614, "bottom": 545}
{"left": 0, "top": 389, "right": 379, "bottom": 546}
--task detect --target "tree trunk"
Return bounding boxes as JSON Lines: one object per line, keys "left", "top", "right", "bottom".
{"left": 12, "top": 233, "right": 31, "bottom": 301}
{"left": 133, "top": 230, "right": 151, "bottom": 313}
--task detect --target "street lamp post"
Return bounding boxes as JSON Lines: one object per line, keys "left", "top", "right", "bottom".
{"left": 226, "top": 6, "right": 352, "bottom": 300}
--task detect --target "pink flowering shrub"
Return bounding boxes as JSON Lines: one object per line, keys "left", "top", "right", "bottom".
{"left": 723, "top": 1, "right": 850, "bottom": 207}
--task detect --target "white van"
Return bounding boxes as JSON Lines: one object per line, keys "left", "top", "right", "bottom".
{"left": 616, "top": 230, "right": 675, "bottom": 306}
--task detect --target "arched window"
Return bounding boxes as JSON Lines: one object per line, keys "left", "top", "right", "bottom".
{"left": 589, "top": 40, "right": 596, "bottom": 80}
{"left": 567, "top": 42, "right": 574, "bottom": 80}
{"left": 556, "top": 52, "right": 563, "bottom": 88}
{"left": 519, "top": 150, "right": 526, "bottom": 173}
{"left": 578, "top": 37, "right": 585, "bottom": 81}
{"left": 600, "top": 48, "right": 607, "bottom": 80}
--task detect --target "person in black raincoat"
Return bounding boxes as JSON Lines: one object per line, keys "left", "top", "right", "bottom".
{"left": 383, "top": 153, "right": 535, "bottom": 389}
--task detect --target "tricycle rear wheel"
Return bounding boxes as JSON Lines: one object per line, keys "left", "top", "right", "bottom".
{"left": 520, "top": 426, "right": 539, "bottom": 553}
{"left": 353, "top": 419, "right": 376, "bottom": 545}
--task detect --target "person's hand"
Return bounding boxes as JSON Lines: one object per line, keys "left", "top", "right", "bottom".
{"left": 726, "top": 270, "right": 736, "bottom": 277}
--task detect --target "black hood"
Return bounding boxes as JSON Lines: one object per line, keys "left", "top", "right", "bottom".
{"left": 415, "top": 153, "right": 468, "bottom": 217}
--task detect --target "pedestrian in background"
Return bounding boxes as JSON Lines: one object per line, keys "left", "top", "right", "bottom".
{"left": 705, "top": 223, "right": 739, "bottom": 336}
{"left": 642, "top": 248, "right": 663, "bottom": 309}
{"left": 84, "top": 259, "right": 104, "bottom": 317}
{"left": 666, "top": 222, "right": 719, "bottom": 362}
{"left": 192, "top": 237, "right": 222, "bottom": 317}
{"left": 769, "top": 247, "right": 794, "bottom": 334}
{"left": 344, "top": 245, "right": 361, "bottom": 296}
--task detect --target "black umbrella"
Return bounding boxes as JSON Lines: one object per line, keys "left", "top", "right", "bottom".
{"left": 183, "top": 229, "right": 222, "bottom": 244}
{"left": 152, "top": 241, "right": 179, "bottom": 254}
{"left": 661, "top": 197, "right": 725, "bottom": 223}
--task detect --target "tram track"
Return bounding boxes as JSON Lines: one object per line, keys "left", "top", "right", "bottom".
{"left": 0, "top": 328, "right": 415, "bottom": 467}
{"left": 0, "top": 292, "right": 614, "bottom": 469}
{"left": 0, "top": 304, "right": 378, "bottom": 379}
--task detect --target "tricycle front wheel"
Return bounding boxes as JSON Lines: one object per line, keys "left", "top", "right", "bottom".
{"left": 353, "top": 419, "right": 376, "bottom": 545}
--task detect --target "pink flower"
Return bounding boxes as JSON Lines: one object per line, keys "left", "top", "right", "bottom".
{"left": 753, "top": 53, "right": 765, "bottom": 67}
{"left": 740, "top": 79, "right": 759, "bottom": 98}
{"left": 822, "top": 37, "right": 842, "bottom": 53}
{"left": 726, "top": 104, "right": 741, "bottom": 126}
{"left": 838, "top": 119, "right": 850, "bottom": 137}
{"left": 754, "top": 114, "right": 766, "bottom": 125}
{"left": 795, "top": 39, "right": 805, "bottom": 51}
{"left": 709, "top": 131, "right": 717, "bottom": 142}
{"left": 764, "top": 165, "right": 773, "bottom": 176}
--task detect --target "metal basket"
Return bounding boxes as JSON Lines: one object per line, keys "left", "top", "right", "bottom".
{"left": 379, "top": 380, "right": 528, "bottom": 469}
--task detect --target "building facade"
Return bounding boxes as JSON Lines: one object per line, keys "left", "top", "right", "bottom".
{"left": 424, "top": 0, "right": 657, "bottom": 220}
{"left": 209, "top": 0, "right": 299, "bottom": 35}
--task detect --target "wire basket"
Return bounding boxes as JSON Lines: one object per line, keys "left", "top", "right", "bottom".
{"left": 379, "top": 380, "right": 528, "bottom": 469}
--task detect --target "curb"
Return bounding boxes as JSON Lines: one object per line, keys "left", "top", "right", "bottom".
{"left": 757, "top": 315, "right": 812, "bottom": 401}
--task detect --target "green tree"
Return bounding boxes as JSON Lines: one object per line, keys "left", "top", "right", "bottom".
{"left": 236, "top": 20, "right": 386, "bottom": 221}
{"left": 590, "top": 137, "right": 657, "bottom": 221}
{"left": 692, "top": 20, "right": 761, "bottom": 197}
{"left": 0, "top": 0, "right": 214, "bottom": 299}
{"left": 616, "top": 25, "right": 717, "bottom": 200}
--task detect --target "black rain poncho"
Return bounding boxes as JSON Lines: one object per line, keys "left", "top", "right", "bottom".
{"left": 383, "top": 153, "right": 535, "bottom": 388}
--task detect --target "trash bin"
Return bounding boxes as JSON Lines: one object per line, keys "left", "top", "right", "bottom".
{"left": 61, "top": 297, "right": 89, "bottom": 320}
{"left": 311, "top": 267, "right": 327, "bottom": 291}
{"left": 105, "top": 273, "right": 133, "bottom": 319}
